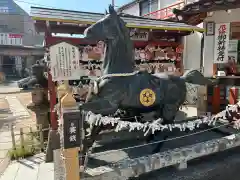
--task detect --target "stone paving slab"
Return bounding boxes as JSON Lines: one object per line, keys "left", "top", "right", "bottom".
{"left": 0, "top": 97, "right": 11, "bottom": 120}
{"left": 0, "top": 95, "right": 32, "bottom": 175}
{"left": 0, "top": 88, "right": 21, "bottom": 95}
{"left": 0, "top": 153, "right": 54, "bottom": 180}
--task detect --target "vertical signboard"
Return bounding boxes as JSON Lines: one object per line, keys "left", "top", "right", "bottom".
{"left": 62, "top": 111, "right": 81, "bottom": 149}
{"left": 50, "top": 42, "right": 83, "bottom": 81}
{"left": 214, "top": 23, "right": 230, "bottom": 63}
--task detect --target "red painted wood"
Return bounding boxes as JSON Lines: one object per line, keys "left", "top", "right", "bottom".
{"left": 229, "top": 87, "right": 238, "bottom": 105}
{"left": 46, "top": 33, "right": 58, "bottom": 130}
{"left": 213, "top": 86, "right": 220, "bottom": 114}
{"left": 207, "top": 97, "right": 226, "bottom": 104}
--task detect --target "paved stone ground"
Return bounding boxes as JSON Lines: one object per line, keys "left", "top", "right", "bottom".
{"left": 0, "top": 91, "right": 36, "bottom": 175}
{"left": 0, "top": 153, "right": 54, "bottom": 180}
{"left": 0, "top": 81, "right": 20, "bottom": 94}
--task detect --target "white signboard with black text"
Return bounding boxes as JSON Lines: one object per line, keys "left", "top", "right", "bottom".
{"left": 228, "top": 40, "right": 238, "bottom": 52}
{"left": 214, "top": 23, "right": 230, "bottom": 63}
{"left": 130, "top": 30, "right": 149, "bottom": 41}
{"left": 49, "top": 42, "right": 83, "bottom": 81}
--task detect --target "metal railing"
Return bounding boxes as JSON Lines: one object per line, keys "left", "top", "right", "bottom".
{"left": 143, "top": 1, "right": 185, "bottom": 19}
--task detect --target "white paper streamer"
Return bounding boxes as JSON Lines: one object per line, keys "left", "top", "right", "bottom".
{"left": 84, "top": 112, "right": 218, "bottom": 136}
{"left": 83, "top": 103, "right": 240, "bottom": 135}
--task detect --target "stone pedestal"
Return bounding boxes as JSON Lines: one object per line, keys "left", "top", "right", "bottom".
{"left": 45, "top": 129, "right": 60, "bottom": 162}
{"left": 31, "top": 87, "right": 48, "bottom": 105}
{"left": 28, "top": 104, "right": 50, "bottom": 139}
{"left": 27, "top": 87, "right": 50, "bottom": 139}
{"left": 197, "top": 86, "right": 207, "bottom": 116}
{"left": 35, "top": 107, "right": 50, "bottom": 139}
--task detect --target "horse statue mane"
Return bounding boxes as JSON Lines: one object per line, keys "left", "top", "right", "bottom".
{"left": 84, "top": 5, "right": 135, "bottom": 75}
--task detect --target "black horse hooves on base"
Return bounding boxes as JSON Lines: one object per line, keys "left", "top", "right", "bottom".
{"left": 79, "top": 5, "right": 214, "bottom": 155}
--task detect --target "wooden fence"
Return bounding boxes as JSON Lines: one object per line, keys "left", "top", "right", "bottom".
{"left": 9, "top": 124, "right": 49, "bottom": 159}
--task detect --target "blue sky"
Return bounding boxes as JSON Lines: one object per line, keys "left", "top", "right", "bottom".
{"left": 14, "top": 0, "right": 132, "bottom": 13}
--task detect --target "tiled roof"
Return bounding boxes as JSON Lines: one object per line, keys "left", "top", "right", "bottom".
{"left": 30, "top": 6, "right": 204, "bottom": 32}
{"left": 174, "top": 0, "right": 240, "bottom": 16}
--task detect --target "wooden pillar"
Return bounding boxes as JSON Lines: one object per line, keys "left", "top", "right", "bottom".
{"left": 213, "top": 86, "right": 220, "bottom": 114}
{"left": 45, "top": 31, "right": 58, "bottom": 130}
{"left": 48, "top": 71, "right": 57, "bottom": 130}
{"left": 61, "top": 84, "right": 80, "bottom": 180}
{"left": 229, "top": 87, "right": 238, "bottom": 105}
{"left": 213, "top": 64, "right": 217, "bottom": 77}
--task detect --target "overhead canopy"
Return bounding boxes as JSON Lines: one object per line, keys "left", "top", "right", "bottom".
{"left": 173, "top": 0, "right": 240, "bottom": 25}
{"left": 0, "top": 45, "right": 44, "bottom": 56}
{"left": 30, "top": 6, "right": 204, "bottom": 33}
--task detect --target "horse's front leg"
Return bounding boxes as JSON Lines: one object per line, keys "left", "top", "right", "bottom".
{"left": 80, "top": 97, "right": 119, "bottom": 165}
{"left": 81, "top": 124, "right": 102, "bottom": 167}
{"left": 147, "top": 104, "right": 179, "bottom": 154}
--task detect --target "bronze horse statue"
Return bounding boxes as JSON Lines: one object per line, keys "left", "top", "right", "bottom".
{"left": 79, "top": 5, "right": 213, "bottom": 154}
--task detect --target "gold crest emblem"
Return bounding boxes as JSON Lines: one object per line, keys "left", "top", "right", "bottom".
{"left": 139, "top": 88, "right": 156, "bottom": 107}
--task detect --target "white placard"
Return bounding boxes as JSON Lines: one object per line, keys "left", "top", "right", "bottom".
{"left": 214, "top": 23, "right": 230, "bottom": 63}
{"left": 228, "top": 40, "right": 238, "bottom": 52}
{"left": 50, "top": 42, "right": 83, "bottom": 81}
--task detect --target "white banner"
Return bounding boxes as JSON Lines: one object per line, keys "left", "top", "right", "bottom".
{"left": 50, "top": 42, "right": 84, "bottom": 81}
{"left": 214, "top": 23, "right": 230, "bottom": 63}
{"left": 0, "top": 33, "right": 23, "bottom": 46}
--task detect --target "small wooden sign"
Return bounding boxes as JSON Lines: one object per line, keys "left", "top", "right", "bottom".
{"left": 130, "top": 30, "right": 149, "bottom": 41}
{"left": 63, "top": 111, "right": 81, "bottom": 149}
{"left": 50, "top": 42, "right": 84, "bottom": 81}
{"left": 205, "top": 21, "right": 215, "bottom": 36}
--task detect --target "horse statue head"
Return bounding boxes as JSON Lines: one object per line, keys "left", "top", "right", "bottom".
{"left": 84, "top": 5, "right": 135, "bottom": 74}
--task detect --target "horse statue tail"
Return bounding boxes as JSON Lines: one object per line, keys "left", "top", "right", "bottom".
{"left": 181, "top": 69, "right": 214, "bottom": 85}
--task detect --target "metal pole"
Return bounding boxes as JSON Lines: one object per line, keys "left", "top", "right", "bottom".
{"left": 112, "top": 0, "right": 115, "bottom": 7}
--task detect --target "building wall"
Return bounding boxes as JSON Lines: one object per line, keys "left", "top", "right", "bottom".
{"left": 22, "top": 13, "right": 44, "bottom": 46}
{"left": 159, "top": 0, "right": 178, "bottom": 9}
{"left": 183, "top": 32, "right": 202, "bottom": 72}
{"left": 203, "top": 9, "right": 240, "bottom": 76}
{"left": 0, "top": 0, "right": 44, "bottom": 46}
{"left": 0, "top": 0, "right": 44, "bottom": 77}
{"left": 121, "top": 3, "right": 140, "bottom": 16}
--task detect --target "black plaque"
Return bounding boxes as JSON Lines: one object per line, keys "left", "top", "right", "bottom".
{"left": 63, "top": 111, "right": 81, "bottom": 149}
